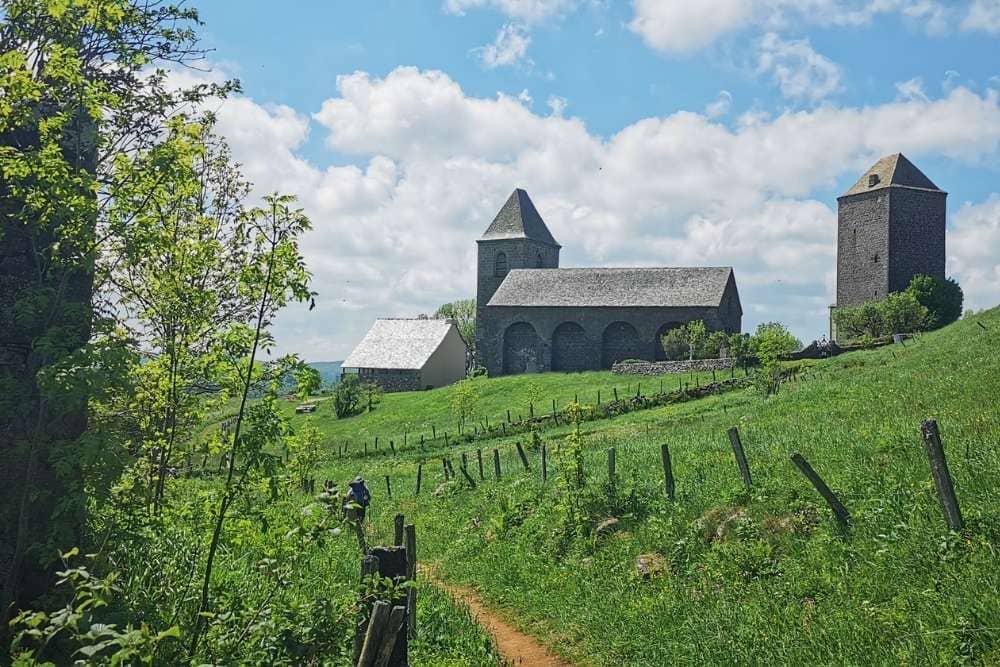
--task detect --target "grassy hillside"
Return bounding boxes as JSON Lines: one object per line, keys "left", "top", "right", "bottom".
{"left": 290, "top": 367, "right": 731, "bottom": 447}
{"left": 297, "top": 307, "right": 1000, "bottom": 665}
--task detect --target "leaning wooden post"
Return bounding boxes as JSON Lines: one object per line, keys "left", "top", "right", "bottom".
{"left": 476, "top": 449, "right": 484, "bottom": 480}
{"left": 385, "top": 475, "right": 392, "bottom": 499}
{"left": 661, "top": 443, "right": 675, "bottom": 501}
{"left": 607, "top": 447, "right": 617, "bottom": 495}
{"left": 790, "top": 453, "right": 850, "bottom": 527}
{"left": 373, "top": 606, "right": 407, "bottom": 667}
{"left": 441, "top": 458, "right": 450, "bottom": 480}
{"left": 390, "top": 440, "right": 396, "bottom": 455}
{"left": 613, "top": 387, "right": 618, "bottom": 402}
{"left": 405, "top": 524, "right": 417, "bottom": 638}
{"left": 515, "top": 441, "right": 530, "bottom": 470}
{"left": 461, "top": 452, "right": 468, "bottom": 470}
{"left": 493, "top": 448, "right": 502, "bottom": 479}
{"left": 432, "top": 424, "right": 436, "bottom": 440}
{"left": 393, "top": 513, "right": 405, "bottom": 547}
{"left": 920, "top": 420, "right": 964, "bottom": 531}
{"left": 727, "top": 426, "right": 753, "bottom": 490}
{"left": 444, "top": 432, "right": 449, "bottom": 447}
{"left": 460, "top": 464, "right": 477, "bottom": 489}
{"left": 415, "top": 464, "right": 423, "bottom": 495}
{"left": 541, "top": 444, "right": 548, "bottom": 482}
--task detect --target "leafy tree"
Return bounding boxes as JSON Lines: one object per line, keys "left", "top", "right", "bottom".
{"left": 450, "top": 376, "right": 481, "bottom": 428}
{"left": 726, "top": 333, "right": 753, "bottom": 368}
{"left": 0, "top": 0, "right": 233, "bottom": 631}
{"left": 834, "top": 292, "right": 929, "bottom": 340}
{"left": 104, "top": 117, "right": 262, "bottom": 514}
{"left": 684, "top": 320, "right": 707, "bottom": 360}
{"left": 703, "top": 330, "right": 728, "bottom": 359}
{"left": 191, "top": 194, "right": 314, "bottom": 654}
{"left": 435, "top": 298, "right": 476, "bottom": 363}
{"left": 361, "top": 381, "right": 384, "bottom": 412}
{"left": 906, "top": 274, "right": 963, "bottom": 328}
{"left": 293, "top": 365, "right": 322, "bottom": 403}
{"left": 333, "top": 374, "right": 363, "bottom": 418}
{"left": 749, "top": 322, "right": 801, "bottom": 397}
{"left": 659, "top": 328, "right": 688, "bottom": 361}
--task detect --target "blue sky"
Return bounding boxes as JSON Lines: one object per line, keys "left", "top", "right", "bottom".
{"left": 190, "top": 0, "right": 1000, "bottom": 360}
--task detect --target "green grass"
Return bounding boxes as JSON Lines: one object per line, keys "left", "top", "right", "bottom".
{"left": 287, "top": 367, "right": 730, "bottom": 448}
{"left": 295, "top": 307, "right": 1000, "bottom": 665}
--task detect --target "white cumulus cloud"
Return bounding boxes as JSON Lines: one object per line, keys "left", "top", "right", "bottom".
{"left": 474, "top": 23, "right": 532, "bottom": 68}
{"left": 443, "top": 0, "right": 578, "bottom": 23}
{"left": 757, "top": 33, "right": 842, "bottom": 102}
{"left": 202, "top": 66, "right": 1000, "bottom": 358}
{"left": 962, "top": 0, "right": 1000, "bottom": 33}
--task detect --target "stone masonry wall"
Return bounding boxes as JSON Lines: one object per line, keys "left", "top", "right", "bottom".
{"left": 836, "top": 190, "right": 890, "bottom": 307}
{"left": 362, "top": 369, "right": 421, "bottom": 393}
{"left": 611, "top": 358, "right": 734, "bottom": 376}
{"left": 888, "top": 187, "right": 946, "bottom": 293}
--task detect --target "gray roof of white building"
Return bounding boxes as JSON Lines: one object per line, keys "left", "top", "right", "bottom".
{"left": 487, "top": 267, "right": 735, "bottom": 308}
{"left": 841, "top": 153, "right": 945, "bottom": 197}
{"left": 478, "top": 188, "right": 560, "bottom": 247}
{"left": 342, "top": 318, "right": 461, "bottom": 370}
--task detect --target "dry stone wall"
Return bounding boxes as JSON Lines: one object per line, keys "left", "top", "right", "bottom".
{"left": 611, "top": 358, "right": 734, "bottom": 376}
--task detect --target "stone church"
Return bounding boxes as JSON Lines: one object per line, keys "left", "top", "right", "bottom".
{"left": 475, "top": 189, "right": 742, "bottom": 376}
{"left": 831, "top": 153, "right": 946, "bottom": 338}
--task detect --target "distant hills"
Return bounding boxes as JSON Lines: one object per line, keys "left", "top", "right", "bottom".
{"left": 309, "top": 361, "right": 343, "bottom": 387}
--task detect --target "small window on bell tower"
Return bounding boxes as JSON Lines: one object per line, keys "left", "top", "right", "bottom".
{"left": 494, "top": 251, "right": 508, "bottom": 277}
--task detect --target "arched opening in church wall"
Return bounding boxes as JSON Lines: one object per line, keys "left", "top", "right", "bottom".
{"left": 601, "top": 321, "right": 643, "bottom": 368}
{"left": 551, "top": 322, "right": 590, "bottom": 372}
{"left": 655, "top": 322, "right": 685, "bottom": 361}
{"left": 503, "top": 322, "right": 542, "bottom": 375}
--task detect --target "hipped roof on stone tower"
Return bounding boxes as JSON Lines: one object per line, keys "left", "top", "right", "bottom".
{"left": 841, "top": 153, "right": 946, "bottom": 197}
{"left": 478, "top": 188, "right": 560, "bottom": 247}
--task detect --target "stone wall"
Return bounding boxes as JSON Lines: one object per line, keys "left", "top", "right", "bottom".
{"left": 836, "top": 189, "right": 891, "bottom": 307}
{"left": 360, "top": 368, "right": 422, "bottom": 393}
{"left": 479, "top": 303, "right": 741, "bottom": 377}
{"left": 611, "top": 358, "right": 734, "bottom": 376}
{"left": 888, "top": 187, "right": 946, "bottom": 293}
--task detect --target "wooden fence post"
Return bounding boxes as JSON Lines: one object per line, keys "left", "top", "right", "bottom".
{"left": 541, "top": 444, "right": 547, "bottom": 482}
{"left": 366, "top": 547, "right": 409, "bottom": 666}
{"left": 502, "top": 422, "right": 506, "bottom": 436}
{"left": 613, "top": 387, "right": 618, "bottom": 402}
{"left": 385, "top": 475, "right": 392, "bottom": 499}
{"left": 394, "top": 513, "right": 405, "bottom": 546}
{"left": 461, "top": 452, "right": 468, "bottom": 470}
{"left": 375, "top": 436, "right": 379, "bottom": 451}
{"left": 442, "top": 458, "right": 450, "bottom": 480}
{"left": 460, "top": 464, "right": 477, "bottom": 489}
{"left": 529, "top": 402, "right": 534, "bottom": 419}
{"left": 432, "top": 425, "right": 436, "bottom": 439}
{"left": 661, "top": 443, "right": 675, "bottom": 501}
{"left": 727, "top": 427, "right": 753, "bottom": 490}
{"left": 477, "top": 449, "right": 484, "bottom": 480}
{"left": 597, "top": 389, "right": 601, "bottom": 405}
{"left": 790, "top": 453, "right": 850, "bottom": 527}
{"left": 390, "top": 440, "right": 396, "bottom": 455}
{"left": 920, "top": 420, "right": 964, "bottom": 531}
{"left": 507, "top": 409, "right": 511, "bottom": 423}
{"left": 493, "top": 448, "right": 502, "bottom": 479}
{"left": 607, "top": 447, "right": 617, "bottom": 496}
{"left": 415, "top": 464, "right": 422, "bottom": 495}
{"left": 405, "top": 524, "right": 417, "bottom": 639}
{"left": 515, "top": 441, "right": 530, "bottom": 470}
{"left": 355, "top": 555, "right": 379, "bottom": 663}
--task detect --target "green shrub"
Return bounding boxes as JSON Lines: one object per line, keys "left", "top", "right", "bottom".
{"left": 906, "top": 274, "right": 963, "bottom": 328}
{"left": 659, "top": 327, "right": 689, "bottom": 360}
{"left": 834, "top": 291, "right": 930, "bottom": 339}
{"left": 333, "top": 374, "right": 363, "bottom": 418}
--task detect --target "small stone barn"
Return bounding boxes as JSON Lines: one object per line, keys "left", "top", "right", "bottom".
{"left": 475, "top": 189, "right": 742, "bottom": 376}
{"left": 342, "top": 318, "right": 468, "bottom": 392}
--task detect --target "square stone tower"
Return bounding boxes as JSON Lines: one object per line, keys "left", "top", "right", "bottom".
{"left": 833, "top": 153, "right": 946, "bottom": 333}
{"left": 475, "top": 189, "right": 560, "bottom": 363}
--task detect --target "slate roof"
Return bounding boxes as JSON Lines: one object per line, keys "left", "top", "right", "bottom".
{"left": 478, "top": 188, "right": 560, "bottom": 247}
{"left": 841, "top": 153, "right": 944, "bottom": 197}
{"left": 486, "top": 267, "right": 735, "bottom": 308}
{"left": 342, "top": 318, "right": 460, "bottom": 370}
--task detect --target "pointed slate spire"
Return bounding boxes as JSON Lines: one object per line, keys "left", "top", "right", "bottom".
{"left": 842, "top": 153, "right": 944, "bottom": 197}
{"left": 479, "top": 188, "right": 560, "bottom": 247}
